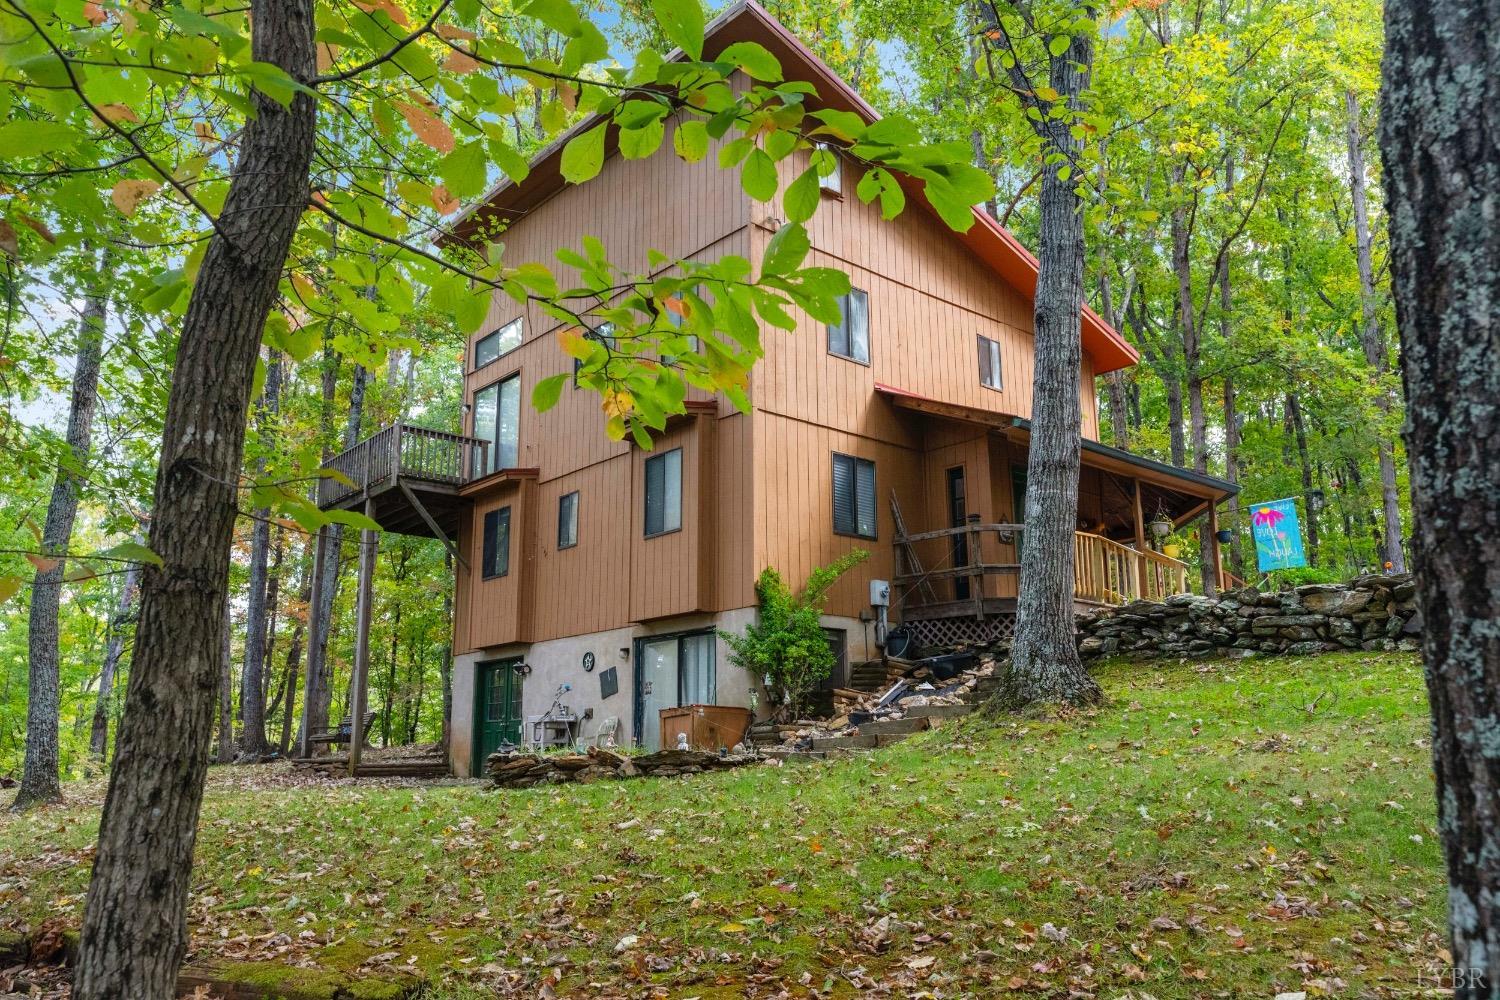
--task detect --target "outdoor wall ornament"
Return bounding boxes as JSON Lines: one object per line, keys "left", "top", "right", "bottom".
{"left": 582, "top": 651, "right": 595, "bottom": 673}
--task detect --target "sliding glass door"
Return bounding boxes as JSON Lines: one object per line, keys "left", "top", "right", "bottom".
{"left": 635, "top": 632, "right": 716, "bottom": 750}
{"left": 472, "top": 373, "right": 520, "bottom": 476}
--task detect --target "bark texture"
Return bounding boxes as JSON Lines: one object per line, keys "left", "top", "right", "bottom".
{"left": 15, "top": 261, "right": 109, "bottom": 809}
{"left": 999, "top": 11, "right": 1102, "bottom": 707}
{"left": 1380, "top": 2, "right": 1500, "bottom": 993}
{"left": 73, "top": 2, "right": 315, "bottom": 994}
{"left": 1346, "top": 87, "right": 1408, "bottom": 574}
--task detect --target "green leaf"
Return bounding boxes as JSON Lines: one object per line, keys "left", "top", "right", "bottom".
{"left": 0, "top": 120, "right": 82, "bottom": 156}
{"left": 324, "top": 508, "right": 383, "bottom": 532}
{"left": 652, "top": 0, "right": 705, "bottom": 60}
{"left": 619, "top": 118, "right": 665, "bottom": 160}
{"left": 439, "top": 140, "right": 490, "bottom": 198}
{"left": 521, "top": 0, "right": 586, "bottom": 37}
{"left": 532, "top": 373, "right": 569, "bottom": 411}
{"left": 1048, "top": 35, "right": 1072, "bottom": 57}
{"left": 762, "top": 222, "right": 810, "bottom": 277}
{"left": 783, "top": 166, "right": 820, "bottom": 223}
{"left": 674, "top": 119, "right": 709, "bottom": 162}
{"left": 717, "top": 41, "right": 782, "bottom": 82}
{"left": 741, "top": 147, "right": 778, "bottom": 202}
{"left": 96, "top": 540, "right": 164, "bottom": 568}
{"left": 560, "top": 122, "right": 607, "bottom": 183}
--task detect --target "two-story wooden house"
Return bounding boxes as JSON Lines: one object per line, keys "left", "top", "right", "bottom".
{"left": 315, "top": 1, "right": 1237, "bottom": 775}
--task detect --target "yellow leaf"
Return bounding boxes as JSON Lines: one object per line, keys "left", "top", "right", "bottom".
{"left": 808, "top": 837, "right": 823, "bottom": 853}
{"left": 601, "top": 389, "right": 633, "bottom": 419}
{"left": 393, "top": 100, "right": 454, "bottom": 154}
{"left": 559, "top": 328, "right": 591, "bottom": 360}
{"left": 317, "top": 42, "right": 340, "bottom": 73}
{"left": 0, "top": 577, "right": 20, "bottom": 604}
{"left": 662, "top": 296, "right": 690, "bottom": 319}
{"left": 111, "top": 179, "right": 161, "bottom": 217}
{"left": 718, "top": 923, "right": 747, "bottom": 934}
{"left": 194, "top": 121, "right": 217, "bottom": 141}
{"left": 97, "top": 103, "right": 139, "bottom": 124}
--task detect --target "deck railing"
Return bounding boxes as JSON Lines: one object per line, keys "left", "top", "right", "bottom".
{"left": 317, "top": 423, "right": 488, "bottom": 508}
{"left": 893, "top": 521, "right": 1192, "bottom": 615}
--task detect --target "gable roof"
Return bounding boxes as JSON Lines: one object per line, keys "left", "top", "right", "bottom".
{"left": 445, "top": 0, "right": 1140, "bottom": 375}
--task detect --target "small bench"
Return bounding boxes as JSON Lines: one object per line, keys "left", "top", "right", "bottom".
{"left": 308, "top": 711, "right": 377, "bottom": 748}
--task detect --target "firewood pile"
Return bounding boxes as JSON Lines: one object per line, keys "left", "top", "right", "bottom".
{"left": 486, "top": 744, "right": 759, "bottom": 789}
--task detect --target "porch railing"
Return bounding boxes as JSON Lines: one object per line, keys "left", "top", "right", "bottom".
{"left": 893, "top": 521, "right": 1192, "bottom": 614}
{"left": 316, "top": 423, "right": 489, "bottom": 508}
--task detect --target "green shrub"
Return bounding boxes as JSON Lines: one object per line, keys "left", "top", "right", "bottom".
{"left": 721, "top": 551, "right": 868, "bottom": 719}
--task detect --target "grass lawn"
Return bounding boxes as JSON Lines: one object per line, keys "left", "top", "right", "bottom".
{"left": 0, "top": 651, "right": 1446, "bottom": 998}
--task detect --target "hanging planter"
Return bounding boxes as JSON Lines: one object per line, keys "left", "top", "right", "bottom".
{"left": 1162, "top": 542, "right": 1182, "bottom": 559}
{"left": 1149, "top": 518, "right": 1172, "bottom": 539}
{"left": 1215, "top": 528, "right": 1233, "bottom": 544}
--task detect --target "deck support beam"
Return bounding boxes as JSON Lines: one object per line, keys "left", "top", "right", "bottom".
{"left": 347, "top": 497, "right": 377, "bottom": 776}
{"left": 297, "top": 525, "right": 328, "bottom": 760}
{"left": 1133, "top": 478, "right": 1147, "bottom": 595}
{"left": 398, "top": 477, "right": 467, "bottom": 570}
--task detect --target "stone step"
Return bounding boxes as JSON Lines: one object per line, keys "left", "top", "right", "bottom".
{"left": 812, "top": 733, "right": 879, "bottom": 751}
{"left": 876, "top": 732, "right": 915, "bottom": 747}
{"left": 858, "top": 717, "right": 930, "bottom": 737}
{"left": 760, "top": 746, "right": 828, "bottom": 761}
{"left": 904, "top": 703, "right": 972, "bottom": 720}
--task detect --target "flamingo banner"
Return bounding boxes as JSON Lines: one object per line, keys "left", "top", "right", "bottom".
{"left": 1250, "top": 498, "right": 1307, "bottom": 571}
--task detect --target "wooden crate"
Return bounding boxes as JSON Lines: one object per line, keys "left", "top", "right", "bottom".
{"left": 658, "top": 704, "right": 753, "bottom": 752}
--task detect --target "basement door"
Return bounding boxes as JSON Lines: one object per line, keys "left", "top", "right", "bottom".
{"left": 473, "top": 658, "right": 524, "bottom": 776}
{"left": 635, "top": 632, "right": 715, "bottom": 750}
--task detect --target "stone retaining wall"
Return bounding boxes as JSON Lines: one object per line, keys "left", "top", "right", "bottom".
{"left": 1076, "top": 574, "right": 1421, "bottom": 659}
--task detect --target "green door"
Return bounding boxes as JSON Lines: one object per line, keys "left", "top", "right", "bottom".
{"left": 474, "top": 659, "right": 524, "bottom": 775}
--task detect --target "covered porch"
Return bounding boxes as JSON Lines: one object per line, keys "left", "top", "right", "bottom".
{"left": 874, "top": 386, "right": 1239, "bottom": 648}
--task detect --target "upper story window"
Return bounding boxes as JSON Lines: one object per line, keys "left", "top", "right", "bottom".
{"left": 815, "top": 143, "right": 842, "bottom": 195}
{"left": 832, "top": 452, "right": 877, "bottom": 539}
{"left": 978, "top": 334, "right": 1003, "bottom": 390}
{"left": 573, "top": 322, "right": 615, "bottom": 384}
{"left": 644, "top": 447, "right": 683, "bottom": 537}
{"left": 472, "top": 372, "right": 520, "bottom": 476}
{"left": 475, "top": 318, "right": 523, "bottom": 369}
{"left": 482, "top": 506, "right": 511, "bottom": 579}
{"left": 557, "top": 490, "right": 579, "bottom": 550}
{"left": 828, "top": 288, "right": 870, "bottom": 365}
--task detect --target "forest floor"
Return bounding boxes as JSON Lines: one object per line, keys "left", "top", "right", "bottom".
{"left": 0, "top": 650, "right": 1446, "bottom": 999}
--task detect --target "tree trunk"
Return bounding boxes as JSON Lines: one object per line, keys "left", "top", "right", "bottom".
{"left": 1381, "top": 3, "right": 1500, "bottom": 992}
{"left": 73, "top": 3, "right": 315, "bottom": 995}
{"left": 1285, "top": 392, "right": 1320, "bottom": 565}
{"left": 1346, "top": 87, "right": 1406, "bottom": 573}
{"left": 998, "top": 9, "right": 1102, "bottom": 708}
{"left": 239, "top": 356, "right": 283, "bottom": 760}
{"left": 90, "top": 557, "right": 140, "bottom": 759}
{"left": 217, "top": 600, "right": 234, "bottom": 765}
{"left": 1222, "top": 376, "right": 1243, "bottom": 578}
{"left": 14, "top": 254, "right": 109, "bottom": 810}
{"left": 306, "top": 360, "right": 366, "bottom": 744}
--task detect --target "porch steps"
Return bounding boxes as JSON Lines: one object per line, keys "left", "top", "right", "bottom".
{"left": 847, "top": 659, "right": 889, "bottom": 692}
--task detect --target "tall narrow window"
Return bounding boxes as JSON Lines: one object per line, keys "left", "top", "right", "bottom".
{"left": 471, "top": 372, "right": 520, "bottom": 476}
{"left": 815, "top": 142, "right": 842, "bottom": 194}
{"left": 828, "top": 288, "right": 870, "bottom": 364}
{"left": 978, "top": 334, "right": 1003, "bottom": 389}
{"left": 482, "top": 506, "right": 511, "bottom": 579}
{"left": 644, "top": 447, "right": 683, "bottom": 537}
{"left": 557, "top": 490, "right": 579, "bottom": 550}
{"left": 832, "top": 453, "right": 877, "bottom": 539}
{"left": 475, "top": 318, "right": 523, "bottom": 368}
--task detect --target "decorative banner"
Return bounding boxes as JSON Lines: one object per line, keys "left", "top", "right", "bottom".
{"left": 1250, "top": 498, "right": 1308, "bottom": 571}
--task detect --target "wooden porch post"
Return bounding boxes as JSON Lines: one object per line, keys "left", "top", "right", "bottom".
{"left": 347, "top": 497, "right": 377, "bottom": 776}
{"left": 1207, "top": 502, "right": 1223, "bottom": 595}
{"left": 1132, "top": 478, "right": 1147, "bottom": 595}
{"left": 297, "top": 524, "right": 328, "bottom": 759}
{"left": 966, "top": 513, "right": 984, "bottom": 619}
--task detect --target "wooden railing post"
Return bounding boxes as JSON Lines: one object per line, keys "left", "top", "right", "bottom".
{"left": 966, "top": 513, "right": 983, "bottom": 618}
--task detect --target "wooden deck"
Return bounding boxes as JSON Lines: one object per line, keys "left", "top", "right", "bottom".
{"left": 892, "top": 521, "right": 1192, "bottom": 646}
{"left": 317, "top": 423, "right": 488, "bottom": 539}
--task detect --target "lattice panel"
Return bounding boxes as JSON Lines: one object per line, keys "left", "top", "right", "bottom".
{"left": 905, "top": 614, "right": 1015, "bottom": 650}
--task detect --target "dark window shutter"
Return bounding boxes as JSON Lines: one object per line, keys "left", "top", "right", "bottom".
{"left": 856, "top": 459, "right": 876, "bottom": 538}
{"left": 645, "top": 454, "right": 665, "bottom": 535}
{"left": 482, "top": 510, "right": 499, "bottom": 578}
{"left": 832, "top": 454, "right": 854, "bottom": 534}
